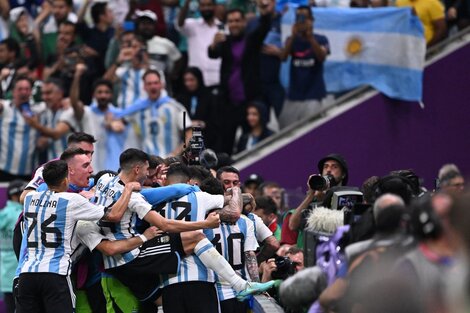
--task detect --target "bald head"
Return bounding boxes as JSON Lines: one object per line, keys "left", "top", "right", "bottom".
{"left": 373, "top": 193, "right": 405, "bottom": 222}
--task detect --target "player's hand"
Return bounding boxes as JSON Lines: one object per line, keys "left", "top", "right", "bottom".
{"left": 143, "top": 226, "right": 163, "bottom": 240}
{"left": 242, "top": 193, "right": 256, "bottom": 213}
{"left": 126, "top": 182, "right": 142, "bottom": 192}
{"left": 156, "top": 164, "right": 168, "bottom": 186}
{"left": 205, "top": 212, "right": 220, "bottom": 228}
{"left": 79, "top": 189, "right": 95, "bottom": 200}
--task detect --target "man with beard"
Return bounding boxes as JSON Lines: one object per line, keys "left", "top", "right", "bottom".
{"left": 63, "top": 63, "right": 126, "bottom": 171}
{"left": 208, "top": 1, "right": 274, "bottom": 154}
{"left": 177, "top": 0, "right": 222, "bottom": 88}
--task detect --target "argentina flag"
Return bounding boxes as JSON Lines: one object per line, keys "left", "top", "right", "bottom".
{"left": 281, "top": 6, "right": 426, "bottom": 102}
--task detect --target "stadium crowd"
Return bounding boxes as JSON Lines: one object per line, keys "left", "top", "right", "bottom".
{"left": 0, "top": 0, "right": 468, "bottom": 312}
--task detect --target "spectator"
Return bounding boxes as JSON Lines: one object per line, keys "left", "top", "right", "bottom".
{"left": 37, "top": 0, "right": 77, "bottom": 63}
{"left": 0, "top": 0, "right": 9, "bottom": 41}
{"left": 64, "top": 63, "right": 126, "bottom": 172}
{"left": 437, "top": 163, "right": 465, "bottom": 195}
{"left": 76, "top": 0, "right": 115, "bottom": 78}
{"left": 122, "top": 69, "right": 192, "bottom": 157}
{"left": 176, "top": 66, "right": 218, "bottom": 149}
{"left": 279, "top": 5, "right": 330, "bottom": 129}
{"left": 242, "top": 173, "right": 264, "bottom": 197}
{"left": 8, "top": 7, "right": 40, "bottom": 73}
{"left": 0, "top": 38, "right": 21, "bottom": 98}
{"left": 396, "top": 0, "right": 446, "bottom": 47}
{"left": 23, "top": 78, "right": 74, "bottom": 161}
{"left": 0, "top": 179, "right": 25, "bottom": 313}
{"left": 254, "top": 196, "right": 281, "bottom": 241}
{"left": 444, "top": 0, "right": 470, "bottom": 30}
{"left": 129, "top": 0, "right": 167, "bottom": 37}
{"left": 103, "top": 34, "right": 150, "bottom": 109}
{"left": 177, "top": 0, "right": 222, "bottom": 88}
{"left": 0, "top": 76, "right": 45, "bottom": 181}
{"left": 236, "top": 101, "right": 274, "bottom": 154}
{"left": 208, "top": 2, "right": 274, "bottom": 154}
{"left": 134, "top": 9, "right": 182, "bottom": 91}
{"left": 247, "top": 0, "right": 285, "bottom": 122}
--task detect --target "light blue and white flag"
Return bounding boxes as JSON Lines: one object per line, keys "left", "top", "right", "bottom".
{"left": 281, "top": 6, "right": 426, "bottom": 102}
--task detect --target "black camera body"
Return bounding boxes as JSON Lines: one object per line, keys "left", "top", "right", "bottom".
{"left": 308, "top": 174, "right": 337, "bottom": 191}
{"left": 186, "top": 127, "right": 205, "bottom": 165}
{"left": 271, "top": 256, "right": 297, "bottom": 280}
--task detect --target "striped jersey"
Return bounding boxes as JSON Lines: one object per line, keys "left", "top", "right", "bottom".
{"left": 204, "top": 215, "right": 258, "bottom": 301}
{"left": 61, "top": 104, "right": 125, "bottom": 172}
{"left": 247, "top": 213, "right": 273, "bottom": 242}
{"left": 39, "top": 105, "right": 73, "bottom": 160}
{"left": 127, "top": 96, "right": 192, "bottom": 158}
{"left": 93, "top": 175, "right": 152, "bottom": 269}
{"left": 116, "top": 67, "right": 147, "bottom": 109}
{"left": 0, "top": 101, "right": 45, "bottom": 176}
{"left": 20, "top": 190, "right": 105, "bottom": 276}
{"left": 158, "top": 191, "right": 224, "bottom": 286}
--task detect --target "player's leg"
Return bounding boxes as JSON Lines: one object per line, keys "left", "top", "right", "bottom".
{"left": 181, "top": 231, "right": 248, "bottom": 292}
{"left": 162, "top": 282, "right": 219, "bottom": 313}
{"left": 40, "top": 274, "right": 74, "bottom": 313}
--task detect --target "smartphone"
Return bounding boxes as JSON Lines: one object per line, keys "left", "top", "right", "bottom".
{"left": 20, "top": 102, "right": 33, "bottom": 117}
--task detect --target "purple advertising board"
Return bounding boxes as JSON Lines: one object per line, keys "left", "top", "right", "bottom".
{"left": 240, "top": 42, "right": 470, "bottom": 205}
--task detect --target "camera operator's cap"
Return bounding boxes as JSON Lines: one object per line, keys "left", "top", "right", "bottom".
{"left": 135, "top": 10, "right": 157, "bottom": 22}
{"left": 244, "top": 174, "right": 264, "bottom": 186}
{"left": 317, "top": 153, "right": 349, "bottom": 185}
{"left": 8, "top": 180, "right": 26, "bottom": 197}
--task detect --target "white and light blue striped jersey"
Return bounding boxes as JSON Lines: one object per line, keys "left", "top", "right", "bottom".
{"left": 116, "top": 67, "right": 147, "bottom": 109}
{"left": 127, "top": 96, "right": 191, "bottom": 158}
{"left": 40, "top": 105, "right": 73, "bottom": 160}
{"left": 20, "top": 190, "right": 105, "bottom": 276}
{"left": 247, "top": 213, "right": 273, "bottom": 242}
{"left": 0, "top": 101, "right": 45, "bottom": 176}
{"left": 159, "top": 191, "right": 224, "bottom": 286}
{"left": 61, "top": 104, "right": 125, "bottom": 172}
{"left": 93, "top": 175, "right": 152, "bottom": 269}
{"left": 204, "top": 215, "right": 258, "bottom": 301}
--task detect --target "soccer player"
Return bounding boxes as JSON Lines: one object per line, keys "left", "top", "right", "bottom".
{"left": 200, "top": 176, "right": 261, "bottom": 313}
{"left": 217, "top": 166, "right": 280, "bottom": 262}
{"left": 157, "top": 163, "right": 272, "bottom": 313}
{"left": 16, "top": 159, "right": 137, "bottom": 313}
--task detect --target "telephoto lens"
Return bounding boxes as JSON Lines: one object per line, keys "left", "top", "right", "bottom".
{"left": 308, "top": 174, "right": 336, "bottom": 190}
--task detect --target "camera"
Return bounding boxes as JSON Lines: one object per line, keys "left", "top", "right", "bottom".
{"left": 308, "top": 174, "right": 336, "bottom": 191}
{"left": 271, "top": 256, "right": 297, "bottom": 280}
{"left": 185, "top": 127, "right": 205, "bottom": 165}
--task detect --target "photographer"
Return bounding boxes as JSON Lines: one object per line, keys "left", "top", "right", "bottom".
{"left": 261, "top": 246, "right": 305, "bottom": 282}
{"left": 284, "top": 153, "right": 349, "bottom": 248}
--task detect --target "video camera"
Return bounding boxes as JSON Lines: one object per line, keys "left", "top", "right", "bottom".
{"left": 184, "top": 126, "right": 205, "bottom": 165}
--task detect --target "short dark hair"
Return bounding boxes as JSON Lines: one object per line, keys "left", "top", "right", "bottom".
{"left": 60, "top": 147, "right": 88, "bottom": 162}
{"left": 54, "top": 0, "right": 73, "bottom": 7}
{"left": 189, "top": 165, "right": 212, "bottom": 183}
{"left": 226, "top": 8, "right": 245, "bottom": 20}
{"left": 43, "top": 160, "right": 68, "bottom": 187}
{"left": 119, "top": 149, "right": 149, "bottom": 171}
{"left": 0, "top": 38, "right": 20, "bottom": 58}
{"left": 255, "top": 196, "right": 277, "bottom": 215}
{"left": 91, "top": 2, "right": 107, "bottom": 25}
{"left": 67, "top": 132, "right": 96, "bottom": 146}
{"left": 296, "top": 5, "right": 313, "bottom": 20}
{"left": 43, "top": 77, "right": 65, "bottom": 93}
{"left": 286, "top": 246, "right": 303, "bottom": 256}
{"left": 167, "top": 163, "right": 191, "bottom": 182}
{"left": 92, "top": 78, "right": 113, "bottom": 93}
{"left": 200, "top": 177, "right": 224, "bottom": 195}
{"left": 149, "top": 155, "right": 164, "bottom": 169}
{"left": 216, "top": 166, "right": 240, "bottom": 180}
{"left": 59, "top": 20, "right": 77, "bottom": 32}
{"left": 142, "top": 69, "right": 161, "bottom": 82}
{"left": 13, "top": 75, "right": 33, "bottom": 89}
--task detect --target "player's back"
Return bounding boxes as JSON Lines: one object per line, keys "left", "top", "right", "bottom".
{"left": 158, "top": 191, "right": 224, "bottom": 286}
{"left": 21, "top": 190, "right": 103, "bottom": 275}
